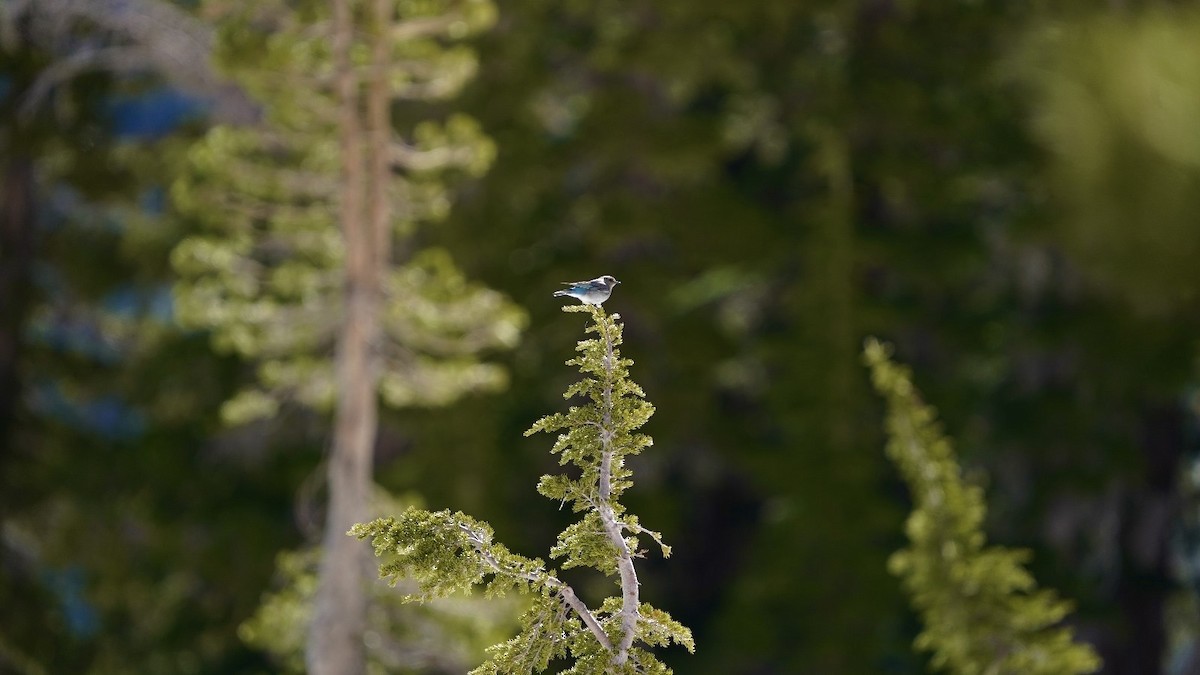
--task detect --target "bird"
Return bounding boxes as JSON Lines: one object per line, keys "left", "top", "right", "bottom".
{"left": 553, "top": 275, "right": 621, "bottom": 305}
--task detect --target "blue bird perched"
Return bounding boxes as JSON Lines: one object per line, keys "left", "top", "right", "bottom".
{"left": 553, "top": 275, "right": 621, "bottom": 305}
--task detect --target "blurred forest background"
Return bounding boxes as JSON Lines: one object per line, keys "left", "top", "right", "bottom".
{"left": 4, "top": 0, "right": 1200, "bottom": 673}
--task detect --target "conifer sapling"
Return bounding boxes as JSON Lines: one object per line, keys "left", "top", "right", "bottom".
{"left": 352, "top": 304, "right": 694, "bottom": 673}
{"left": 863, "top": 338, "right": 1101, "bottom": 675}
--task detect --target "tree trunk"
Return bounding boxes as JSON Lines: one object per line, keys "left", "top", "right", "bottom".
{"left": 305, "top": 0, "right": 381, "bottom": 672}
{"left": 367, "top": 0, "right": 393, "bottom": 269}
{"left": 811, "top": 125, "right": 856, "bottom": 453}
{"left": 0, "top": 157, "right": 35, "bottom": 510}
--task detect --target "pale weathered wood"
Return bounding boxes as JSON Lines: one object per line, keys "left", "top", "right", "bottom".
{"left": 305, "top": 0, "right": 378, "bottom": 672}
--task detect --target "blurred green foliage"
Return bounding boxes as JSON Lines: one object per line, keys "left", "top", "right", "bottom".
{"left": 4, "top": 0, "right": 1200, "bottom": 673}
{"left": 169, "top": 0, "right": 524, "bottom": 670}
{"left": 1012, "top": 10, "right": 1200, "bottom": 312}
{"left": 866, "top": 338, "right": 1101, "bottom": 675}
{"left": 172, "top": 0, "right": 524, "bottom": 424}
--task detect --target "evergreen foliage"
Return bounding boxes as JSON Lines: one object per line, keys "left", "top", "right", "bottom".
{"left": 239, "top": 493, "right": 517, "bottom": 675}
{"left": 863, "top": 338, "right": 1101, "bottom": 675}
{"left": 0, "top": 6, "right": 266, "bottom": 671}
{"left": 171, "top": 0, "right": 523, "bottom": 425}
{"left": 353, "top": 305, "right": 694, "bottom": 673}
{"left": 1010, "top": 10, "right": 1200, "bottom": 312}
{"left": 10, "top": 0, "right": 1200, "bottom": 671}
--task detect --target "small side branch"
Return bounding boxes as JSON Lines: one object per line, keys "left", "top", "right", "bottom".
{"left": 19, "top": 46, "right": 148, "bottom": 120}
{"left": 557, "top": 585, "right": 613, "bottom": 652}
{"left": 457, "top": 523, "right": 614, "bottom": 652}
{"left": 391, "top": 13, "right": 462, "bottom": 41}
{"left": 389, "top": 142, "right": 477, "bottom": 172}
{"left": 626, "top": 521, "right": 670, "bottom": 557}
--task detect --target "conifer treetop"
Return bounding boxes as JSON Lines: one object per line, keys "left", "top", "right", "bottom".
{"left": 171, "top": 0, "right": 523, "bottom": 425}
{"left": 863, "top": 338, "right": 1101, "bottom": 675}
{"left": 353, "top": 305, "right": 693, "bottom": 673}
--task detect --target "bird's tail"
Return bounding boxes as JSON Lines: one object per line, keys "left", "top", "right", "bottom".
{"left": 552, "top": 290, "right": 571, "bottom": 297}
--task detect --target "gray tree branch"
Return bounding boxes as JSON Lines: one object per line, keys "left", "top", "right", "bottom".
{"left": 595, "top": 315, "right": 641, "bottom": 666}
{"left": 4, "top": 0, "right": 256, "bottom": 123}
{"left": 457, "top": 522, "right": 615, "bottom": 652}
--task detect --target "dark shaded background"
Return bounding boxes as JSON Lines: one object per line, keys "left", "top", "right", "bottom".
{"left": 4, "top": 0, "right": 1200, "bottom": 673}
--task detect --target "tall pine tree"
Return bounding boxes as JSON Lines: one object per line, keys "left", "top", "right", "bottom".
{"left": 171, "top": 1, "right": 522, "bottom": 672}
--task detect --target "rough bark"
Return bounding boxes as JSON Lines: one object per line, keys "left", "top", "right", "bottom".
{"left": 305, "top": 0, "right": 381, "bottom": 672}
{"left": 367, "top": 0, "right": 393, "bottom": 269}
